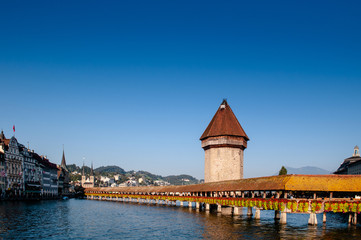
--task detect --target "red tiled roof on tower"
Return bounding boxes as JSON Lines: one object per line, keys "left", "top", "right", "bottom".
{"left": 200, "top": 99, "right": 249, "bottom": 141}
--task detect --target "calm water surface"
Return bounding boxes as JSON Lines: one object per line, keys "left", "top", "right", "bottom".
{"left": 0, "top": 199, "right": 360, "bottom": 239}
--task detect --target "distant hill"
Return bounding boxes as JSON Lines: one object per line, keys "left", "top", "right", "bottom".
{"left": 67, "top": 164, "right": 91, "bottom": 174}
{"left": 163, "top": 174, "right": 199, "bottom": 185}
{"left": 283, "top": 166, "right": 330, "bottom": 175}
{"left": 67, "top": 164, "right": 200, "bottom": 185}
{"left": 95, "top": 165, "right": 126, "bottom": 175}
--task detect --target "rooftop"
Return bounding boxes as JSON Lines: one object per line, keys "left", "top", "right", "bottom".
{"left": 200, "top": 99, "right": 249, "bottom": 141}
{"left": 85, "top": 174, "right": 361, "bottom": 193}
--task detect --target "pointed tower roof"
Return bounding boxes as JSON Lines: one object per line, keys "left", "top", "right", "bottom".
{"left": 82, "top": 162, "right": 85, "bottom": 176}
{"left": 61, "top": 149, "right": 69, "bottom": 171}
{"left": 200, "top": 99, "right": 249, "bottom": 141}
{"left": 90, "top": 162, "right": 94, "bottom": 176}
{"left": 0, "top": 130, "right": 5, "bottom": 140}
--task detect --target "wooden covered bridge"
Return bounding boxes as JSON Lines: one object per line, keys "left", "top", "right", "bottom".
{"left": 85, "top": 174, "right": 361, "bottom": 225}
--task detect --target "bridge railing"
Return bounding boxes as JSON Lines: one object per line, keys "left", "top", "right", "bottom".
{"left": 85, "top": 193, "right": 361, "bottom": 214}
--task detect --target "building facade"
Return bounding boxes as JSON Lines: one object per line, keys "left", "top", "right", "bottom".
{"left": 0, "top": 130, "right": 61, "bottom": 199}
{"left": 0, "top": 152, "right": 5, "bottom": 197}
{"left": 22, "top": 148, "right": 42, "bottom": 199}
{"left": 0, "top": 134, "right": 24, "bottom": 197}
{"left": 334, "top": 146, "right": 361, "bottom": 175}
{"left": 200, "top": 100, "right": 249, "bottom": 183}
{"left": 39, "top": 156, "right": 59, "bottom": 198}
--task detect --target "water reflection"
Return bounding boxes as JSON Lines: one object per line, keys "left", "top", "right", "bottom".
{"left": 0, "top": 200, "right": 360, "bottom": 239}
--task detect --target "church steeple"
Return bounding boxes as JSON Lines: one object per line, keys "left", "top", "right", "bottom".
{"left": 353, "top": 146, "right": 360, "bottom": 157}
{"left": 61, "top": 147, "right": 69, "bottom": 171}
{"left": 90, "top": 162, "right": 94, "bottom": 176}
{"left": 0, "top": 130, "right": 5, "bottom": 140}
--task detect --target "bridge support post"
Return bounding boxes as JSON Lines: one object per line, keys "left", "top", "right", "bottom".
{"left": 247, "top": 207, "right": 253, "bottom": 216}
{"left": 196, "top": 202, "right": 200, "bottom": 209}
{"left": 180, "top": 201, "right": 183, "bottom": 207}
{"left": 348, "top": 212, "right": 357, "bottom": 225}
{"left": 233, "top": 207, "right": 242, "bottom": 216}
{"left": 274, "top": 210, "right": 280, "bottom": 220}
{"left": 254, "top": 207, "right": 261, "bottom": 220}
{"left": 352, "top": 212, "right": 357, "bottom": 225}
{"left": 217, "top": 204, "right": 222, "bottom": 213}
{"left": 308, "top": 213, "right": 318, "bottom": 225}
{"left": 189, "top": 202, "right": 192, "bottom": 208}
{"left": 205, "top": 203, "right": 210, "bottom": 211}
{"left": 280, "top": 211, "right": 287, "bottom": 224}
{"left": 323, "top": 212, "right": 326, "bottom": 223}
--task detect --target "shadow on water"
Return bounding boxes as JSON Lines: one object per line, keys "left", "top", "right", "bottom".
{"left": 1, "top": 199, "right": 360, "bottom": 239}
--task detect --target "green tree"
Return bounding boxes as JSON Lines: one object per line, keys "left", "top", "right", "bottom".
{"left": 279, "top": 166, "right": 287, "bottom": 175}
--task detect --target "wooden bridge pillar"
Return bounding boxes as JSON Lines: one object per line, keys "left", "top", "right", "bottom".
{"left": 247, "top": 207, "right": 253, "bottom": 216}
{"left": 205, "top": 203, "right": 210, "bottom": 211}
{"left": 308, "top": 213, "right": 318, "bottom": 225}
{"left": 196, "top": 202, "right": 200, "bottom": 209}
{"left": 280, "top": 211, "right": 287, "bottom": 224}
{"left": 323, "top": 212, "right": 326, "bottom": 223}
{"left": 233, "top": 207, "right": 241, "bottom": 216}
{"left": 348, "top": 212, "right": 357, "bottom": 225}
{"left": 254, "top": 207, "right": 261, "bottom": 219}
{"left": 188, "top": 202, "right": 192, "bottom": 208}
{"left": 180, "top": 201, "right": 183, "bottom": 207}
{"left": 274, "top": 210, "right": 280, "bottom": 220}
{"left": 353, "top": 212, "right": 357, "bottom": 225}
{"left": 217, "top": 204, "right": 222, "bottom": 213}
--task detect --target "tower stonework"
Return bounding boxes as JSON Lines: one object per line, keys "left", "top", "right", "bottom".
{"left": 200, "top": 100, "right": 249, "bottom": 183}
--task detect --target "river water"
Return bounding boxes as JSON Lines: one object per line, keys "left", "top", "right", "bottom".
{"left": 0, "top": 199, "right": 360, "bottom": 239}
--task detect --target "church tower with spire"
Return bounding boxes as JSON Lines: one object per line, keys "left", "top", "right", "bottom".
{"left": 200, "top": 100, "right": 249, "bottom": 182}
{"left": 59, "top": 148, "right": 70, "bottom": 195}
{"left": 81, "top": 162, "right": 95, "bottom": 188}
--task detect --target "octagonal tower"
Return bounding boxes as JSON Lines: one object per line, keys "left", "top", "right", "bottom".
{"left": 200, "top": 100, "right": 249, "bottom": 183}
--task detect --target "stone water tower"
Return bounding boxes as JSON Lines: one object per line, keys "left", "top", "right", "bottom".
{"left": 200, "top": 100, "right": 249, "bottom": 182}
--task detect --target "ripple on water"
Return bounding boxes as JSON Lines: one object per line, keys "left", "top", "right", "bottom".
{"left": 0, "top": 199, "right": 360, "bottom": 239}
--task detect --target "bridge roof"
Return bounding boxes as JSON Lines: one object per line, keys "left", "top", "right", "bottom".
{"left": 85, "top": 174, "right": 361, "bottom": 193}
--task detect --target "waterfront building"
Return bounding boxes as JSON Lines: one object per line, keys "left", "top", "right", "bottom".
{"left": 0, "top": 132, "right": 24, "bottom": 197}
{"left": 0, "top": 129, "right": 61, "bottom": 199}
{"left": 0, "top": 152, "right": 5, "bottom": 196}
{"left": 334, "top": 146, "right": 361, "bottom": 175}
{"left": 21, "top": 148, "right": 42, "bottom": 198}
{"left": 36, "top": 153, "right": 58, "bottom": 198}
{"left": 57, "top": 166, "right": 64, "bottom": 195}
{"left": 81, "top": 163, "right": 95, "bottom": 188}
{"left": 200, "top": 100, "right": 249, "bottom": 182}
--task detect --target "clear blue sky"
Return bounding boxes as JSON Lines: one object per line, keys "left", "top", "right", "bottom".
{"left": 0, "top": 1, "right": 360, "bottom": 179}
